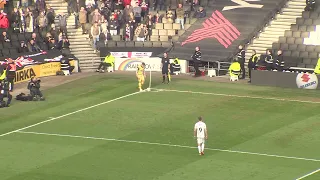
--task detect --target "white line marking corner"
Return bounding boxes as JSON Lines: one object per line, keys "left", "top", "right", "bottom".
{"left": 296, "top": 168, "right": 320, "bottom": 180}
{"left": 0, "top": 91, "right": 141, "bottom": 137}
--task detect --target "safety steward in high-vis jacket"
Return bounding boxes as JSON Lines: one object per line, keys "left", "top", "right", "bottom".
{"left": 229, "top": 60, "right": 241, "bottom": 78}
{"left": 96, "top": 52, "right": 115, "bottom": 73}
{"left": 0, "top": 69, "right": 6, "bottom": 80}
{"left": 6, "top": 58, "right": 16, "bottom": 91}
{"left": 248, "top": 50, "right": 259, "bottom": 80}
{"left": 170, "top": 58, "right": 181, "bottom": 74}
{"left": 314, "top": 57, "right": 320, "bottom": 74}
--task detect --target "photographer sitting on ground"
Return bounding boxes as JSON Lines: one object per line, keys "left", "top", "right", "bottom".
{"left": 0, "top": 78, "right": 12, "bottom": 107}
{"left": 27, "top": 77, "right": 45, "bottom": 101}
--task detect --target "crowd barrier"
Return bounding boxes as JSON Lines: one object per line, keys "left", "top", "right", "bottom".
{"left": 15, "top": 60, "right": 78, "bottom": 84}
{"left": 251, "top": 70, "right": 320, "bottom": 90}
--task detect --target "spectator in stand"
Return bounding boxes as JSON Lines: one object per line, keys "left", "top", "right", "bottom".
{"left": 0, "top": 31, "right": 10, "bottom": 43}
{"left": 49, "top": 24, "right": 58, "bottom": 40}
{"left": 71, "top": 0, "right": 81, "bottom": 28}
{"left": 175, "top": 3, "right": 184, "bottom": 29}
{"left": 46, "top": 5, "right": 55, "bottom": 26}
{"left": 135, "top": 23, "right": 148, "bottom": 41}
{"left": 153, "top": 12, "right": 162, "bottom": 23}
{"left": 21, "top": 0, "right": 29, "bottom": 8}
{"left": 194, "top": 6, "right": 206, "bottom": 18}
{"left": 145, "top": 13, "right": 153, "bottom": 41}
{"left": 19, "top": 41, "right": 28, "bottom": 53}
{"left": 154, "top": 0, "right": 165, "bottom": 10}
{"left": 48, "top": 37, "right": 58, "bottom": 50}
{"left": 0, "top": 10, "right": 9, "bottom": 29}
{"left": 79, "top": 7, "right": 88, "bottom": 34}
{"left": 30, "top": 33, "right": 41, "bottom": 45}
{"left": 57, "top": 37, "right": 70, "bottom": 54}
{"left": 86, "top": 0, "right": 96, "bottom": 8}
{"left": 100, "top": 15, "right": 108, "bottom": 42}
{"left": 99, "top": 3, "right": 109, "bottom": 19}
{"left": 37, "top": 11, "right": 47, "bottom": 32}
{"left": 133, "top": 1, "right": 142, "bottom": 23}
{"left": 35, "top": 0, "right": 46, "bottom": 14}
{"left": 57, "top": 12, "right": 68, "bottom": 36}
{"left": 115, "top": 0, "right": 124, "bottom": 11}
{"left": 19, "top": 8, "right": 26, "bottom": 32}
{"left": 27, "top": 39, "right": 41, "bottom": 52}
{"left": 45, "top": 32, "right": 52, "bottom": 42}
{"left": 115, "top": 9, "right": 123, "bottom": 26}
{"left": 91, "top": 8, "right": 101, "bottom": 24}
{"left": 123, "top": 23, "right": 133, "bottom": 41}
{"left": 25, "top": 10, "right": 35, "bottom": 32}
{"left": 123, "top": 4, "right": 133, "bottom": 23}
{"left": 141, "top": 0, "right": 149, "bottom": 20}
{"left": 109, "top": 15, "right": 118, "bottom": 36}
{"left": 166, "top": 8, "right": 174, "bottom": 23}
{"left": 11, "top": 8, "right": 20, "bottom": 29}
{"left": 91, "top": 22, "right": 100, "bottom": 53}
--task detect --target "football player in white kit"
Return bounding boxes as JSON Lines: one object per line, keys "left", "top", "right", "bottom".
{"left": 194, "top": 116, "right": 208, "bottom": 155}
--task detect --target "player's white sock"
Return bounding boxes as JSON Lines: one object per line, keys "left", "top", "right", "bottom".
{"left": 201, "top": 143, "right": 205, "bottom": 152}
{"left": 198, "top": 146, "right": 201, "bottom": 153}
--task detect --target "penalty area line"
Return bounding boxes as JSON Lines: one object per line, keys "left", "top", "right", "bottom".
{"left": 16, "top": 131, "right": 320, "bottom": 163}
{"left": 153, "top": 88, "right": 320, "bottom": 104}
{"left": 295, "top": 168, "right": 320, "bottom": 180}
{"left": 0, "top": 91, "right": 142, "bottom": 137}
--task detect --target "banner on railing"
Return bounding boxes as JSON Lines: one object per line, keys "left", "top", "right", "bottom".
{"left": 115, "top": 58, "right": 187, "bottom": 73}
{"left": 115, "top": 57, "right": 162, "bottom": 71}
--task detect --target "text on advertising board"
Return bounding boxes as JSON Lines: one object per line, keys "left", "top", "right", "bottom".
{"left": 296, "top": 73, "right": 318, "bottom": 89}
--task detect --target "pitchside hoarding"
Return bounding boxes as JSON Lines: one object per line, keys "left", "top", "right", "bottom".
{"left": 251, "top": 70, "right": 320, "bottom": 90}
{"left": 114, "top": 58, "right": 187, "bottom": 73}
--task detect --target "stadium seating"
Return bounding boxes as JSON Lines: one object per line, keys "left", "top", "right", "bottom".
{"left": 272, "top": 11, "right": 320, "bottom": 68}
{"left": 170, "top": 0, "right": 289, "bottom": 62}
{"left": 0, "top": 28, "right": 47, "bottom": 61}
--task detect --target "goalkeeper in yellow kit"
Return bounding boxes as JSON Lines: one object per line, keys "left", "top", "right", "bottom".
{"left": 136, "top": 62, "right": 146, "bottom": 92}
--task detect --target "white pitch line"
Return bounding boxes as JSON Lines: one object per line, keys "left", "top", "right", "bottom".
{"left": 296, "top": 168, "right": 320, "bottom": 180}
{"left": 0, "top": 92, "right": 141, "bottom": 137}
{"left": 153, "top": 88, "right": 320, "bottom": 104}
{"left": 16, "top": 131, "right": 320, "bottom": 163}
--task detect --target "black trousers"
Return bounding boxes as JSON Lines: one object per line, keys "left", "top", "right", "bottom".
{"left": 98, "top": 62, "right": 111, "bottom": 70}
{"left": 240, "top": 61, "right": 245, "bottom": 79}
{"left": 248, "top": 62, "right": 255, "bottom": 79}
{"left": 30, "top": 88, "right": 43, "bottom": 98}
{"left": 0, "top": 92, "right": 12, "bottom": 105}
{"left": 7, "top": 77, "right": 14, "bottom": 91}
{"left": 194, "top": 61, "right": 200, "bottom": 76}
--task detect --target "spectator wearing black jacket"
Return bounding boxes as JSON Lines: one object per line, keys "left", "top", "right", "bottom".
{"left": 27, "top": 39, "right": 42, "bottom": 52}
{"left": 57, "top": 38, "right": 70, "bottom": 55}
{"left": 194, "top": 6, "right": 206, "bottom": 18}
{"left": 192, "top": 46, "right": 201, "bottom": 77}
{"left": 275, "top": 50, "right": 285, "bottom": 72}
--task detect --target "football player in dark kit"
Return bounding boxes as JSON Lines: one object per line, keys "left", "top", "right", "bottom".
{"left": 161, "top": 52, "right": 171, "bottom": 83}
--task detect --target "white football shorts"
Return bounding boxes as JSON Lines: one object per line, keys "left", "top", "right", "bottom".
{"left": 197, "top": 137, "right": 205, "bottom": 144}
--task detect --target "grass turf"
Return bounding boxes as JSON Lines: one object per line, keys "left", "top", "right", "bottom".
{"left": 0, "top": 74, "right": 319, "bottom": 180}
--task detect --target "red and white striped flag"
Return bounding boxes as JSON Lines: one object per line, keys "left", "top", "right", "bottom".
{"left": 181, "top": 10, "right": 241, "bottom": 48}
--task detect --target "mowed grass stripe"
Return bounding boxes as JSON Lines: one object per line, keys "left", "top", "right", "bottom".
{"left": 16, "top": 131, "right": 320, "bottom": 162}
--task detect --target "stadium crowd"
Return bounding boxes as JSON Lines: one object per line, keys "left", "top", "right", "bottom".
{"left": 0, "top": 0, "right": 70, "bottom": 55}
{"left": 65, "top": 0, "right": 205, "bottom": 52}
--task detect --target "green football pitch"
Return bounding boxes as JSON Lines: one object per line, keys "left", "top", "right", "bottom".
{"left": 0, "top": 73, "right": 319, "bottom": 180}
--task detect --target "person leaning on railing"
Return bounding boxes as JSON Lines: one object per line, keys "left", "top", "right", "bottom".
{"left": 96, "top": 52, "right": 115, "bottom": 73}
